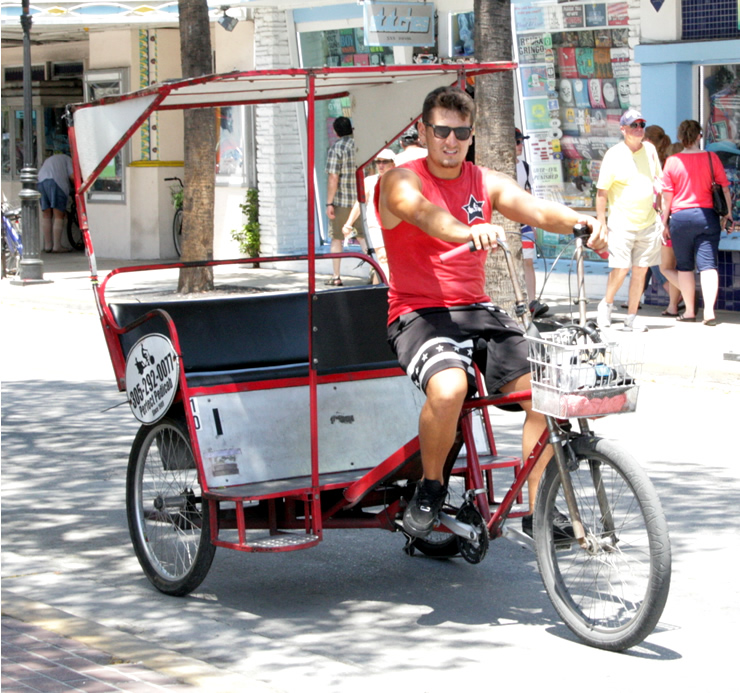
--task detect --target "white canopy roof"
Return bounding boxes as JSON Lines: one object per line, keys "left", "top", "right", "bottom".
{"left": 70, "top": 63, "right": 516, "bottom": 192}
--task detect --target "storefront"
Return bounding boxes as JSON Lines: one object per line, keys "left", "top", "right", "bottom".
{"left": 636, "top": 37, "right": 740, "bottom": 311}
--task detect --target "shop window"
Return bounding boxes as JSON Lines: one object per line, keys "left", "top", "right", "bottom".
{"left": 683, "top": 0, "right": 740, "bottom": 40}
{"left": 84, "top": 69, "right": 128, "bottom": 202}
{"left": 451, "top": 12, "right": 475, "bottom": 57}
{"left": 43, "top": 107, "right": 70, "bottom": 158}
{"left": 1, "top": 108, "right": 38, "bottom": 179}
{"left": 298, "top": 27, "right": 395, "bottom": 243}
{"left": 216, "top": 105, "right": 256, "bottom": 187}
{"left": 703, "top": 64, "right": 740, "bottom": 222}
{"left": 299, "top": 27, "right": 395, "bottom": 69}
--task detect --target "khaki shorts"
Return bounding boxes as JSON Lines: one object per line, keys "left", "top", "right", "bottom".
{"left": 330, "top": 205, "right": 366, "bottom": 241}
{"left": 607, "top": 221, "right": 661, "bottom": 269}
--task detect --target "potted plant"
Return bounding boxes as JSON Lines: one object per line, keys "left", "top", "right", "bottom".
{"left": 231, "top": 188, "right": 260, "bottom": 266}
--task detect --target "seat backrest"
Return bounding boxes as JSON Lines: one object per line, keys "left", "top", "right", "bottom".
{"left": 311, "top": 285, "right": 399, "bottom": 374}
{"left": 109, "top": 292, "right": 309, "bottom": 373}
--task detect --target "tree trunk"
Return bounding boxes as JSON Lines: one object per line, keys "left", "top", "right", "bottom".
{"left": 474, "top": 0, "right": 525, "bottom": 317}
{"left": 177, "top": 0, "right": 215, "bottom": 293}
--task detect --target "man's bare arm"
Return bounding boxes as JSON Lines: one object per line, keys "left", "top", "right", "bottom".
{"left": 326, "top": 172, "right": 339, "bottom": 220}
{"left": 488, "top": 171, "right": 607, "bottom": 251}
{"left": 378, "top": 168, "right": 503, "bottom": 250}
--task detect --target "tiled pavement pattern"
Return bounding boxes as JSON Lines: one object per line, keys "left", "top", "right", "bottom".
{"left": 1, "top": 616, "right": 193, "bottom": 692}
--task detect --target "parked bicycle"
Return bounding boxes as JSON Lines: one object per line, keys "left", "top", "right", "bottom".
{"left": 165, "top": 176, "right": 183, "bottom": 256}
{"left": 1, "top": 200, "right": 23, "bottom": 278}
{"left": 66, "top": 196, "right": 84, "bottom": 251}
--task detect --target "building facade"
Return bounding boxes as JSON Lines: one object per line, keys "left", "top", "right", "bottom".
{"left": 2, "top": 1, "right": 738, "bottom": 310}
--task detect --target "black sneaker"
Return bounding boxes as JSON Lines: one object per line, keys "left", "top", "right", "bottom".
{"left": 403, "top": 479, "right": 447, "bottom": 538}
{"left": 522, "top": 509, "right": 575, "bottom": 543}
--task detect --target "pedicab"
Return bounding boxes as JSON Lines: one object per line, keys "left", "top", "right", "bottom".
{"left": 66, "top": 63, "right": 670, "bottom": 652}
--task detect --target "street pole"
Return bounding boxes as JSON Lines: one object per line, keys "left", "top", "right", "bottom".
{"left": 14, "top": 0, "right": 47, "bottom": 284}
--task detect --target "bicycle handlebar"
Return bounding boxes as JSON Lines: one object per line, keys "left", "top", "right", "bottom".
{"left": 439, "top": 240, "right": 476, "bottom": 263}
{"left": 439, "top": 224, "right": 607, "bottom": 262}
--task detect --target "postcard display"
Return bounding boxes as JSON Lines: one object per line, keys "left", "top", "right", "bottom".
{"left": 514, "top": 1, "right": 630, "bottom": 259}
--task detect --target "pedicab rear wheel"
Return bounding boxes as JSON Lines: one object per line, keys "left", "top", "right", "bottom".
{"left": 126, "top": 415, "right": 216, "bottom": 596}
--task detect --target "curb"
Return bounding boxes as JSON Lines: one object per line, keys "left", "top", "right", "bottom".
{"left": 1, "top": 594, "right": 284, "bottom": 693}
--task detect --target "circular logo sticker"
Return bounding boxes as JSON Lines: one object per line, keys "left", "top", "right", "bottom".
{"left": 125, "top": 334, "right": 179, "bottom": 424}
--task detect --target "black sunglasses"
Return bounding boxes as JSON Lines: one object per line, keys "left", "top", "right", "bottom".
{"left": 374, "top": 159, "right": 394, "bottom": 165}
{"left": 423, "top": 122, "right": 473, "bottom": 141}
{"left": 628, "top": 121, "right": 647, "bottom": 129}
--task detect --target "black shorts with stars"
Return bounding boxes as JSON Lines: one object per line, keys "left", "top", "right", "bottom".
{"left": 387, "top": 304, "right": 531, "bottom": 396}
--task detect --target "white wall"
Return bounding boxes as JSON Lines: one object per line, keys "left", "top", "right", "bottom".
{"left": 215, "top": 20, "right": 255, "bottom": 72}
{"left": 254, "top": 8, "right": 308, "bottom": 256}
{"left": 639, "top": 0, "right": 681, "bottom": 43}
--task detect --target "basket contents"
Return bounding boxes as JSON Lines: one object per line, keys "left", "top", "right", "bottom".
{"left": 527, "top": 328, "right": 642, "bottom": 418}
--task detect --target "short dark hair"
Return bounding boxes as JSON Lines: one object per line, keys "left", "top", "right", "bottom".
{"left": 677, "top": 119, "right": 701, "bottom": 148}
{"left": 333, "top": 116, "right": 353, "bottom": 137}
{"left": 422, "top": 86, "right": 475, "bottom": 127}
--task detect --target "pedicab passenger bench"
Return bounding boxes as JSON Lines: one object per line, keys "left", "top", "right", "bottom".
{"left": 108, "top": 285, "right": 427, "bottom": 500}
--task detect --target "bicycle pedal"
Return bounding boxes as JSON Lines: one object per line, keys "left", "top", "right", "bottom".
{"left": 502, "top": 525, "right": 535, "bottom": 552}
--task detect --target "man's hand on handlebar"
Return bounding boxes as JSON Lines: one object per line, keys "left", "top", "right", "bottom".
{"left": 580, "top": 216, "right": 608, "bottom": 253}
{"left": 469, "top": 223, "right": 506, "bottom": 252}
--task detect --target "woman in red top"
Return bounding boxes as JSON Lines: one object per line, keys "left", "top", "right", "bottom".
{"left": 660, "top": 120, "right": 734, "bottom": 325}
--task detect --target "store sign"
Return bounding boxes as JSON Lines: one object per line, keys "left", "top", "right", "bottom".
{"left": 363, "top": 2, "right": 435, "bottom": 47}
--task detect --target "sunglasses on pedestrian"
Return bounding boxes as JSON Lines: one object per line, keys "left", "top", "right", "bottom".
{"left": 628, "top": 121, "right": 647, "bottom": 129}
{"left": 423, "top": 122, "right": 473, "bottom": 141}
{"left": 374, "top": 159, "right": 394, "bottom": 165}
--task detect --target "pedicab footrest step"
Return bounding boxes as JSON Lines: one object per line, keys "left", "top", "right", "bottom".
{"left": 249, "top": 532, "right": 320, "bottom": 549}
{"left": 214, "top": 531, "right": 321, "bottom": 553}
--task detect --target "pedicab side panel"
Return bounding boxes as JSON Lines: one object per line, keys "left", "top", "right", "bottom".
{"left": 107, "top": 281, "right": 425, "bottom": 493}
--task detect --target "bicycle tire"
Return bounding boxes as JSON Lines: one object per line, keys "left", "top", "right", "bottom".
{"left": 126, "top": 415, "right": 216, "bottom": 596}
{"left": 66, "top": 204, "right": 84, "bottom": 251}
{"left": 534, "top": 435, "right": 671, "bottom": 651}
{"left": 2, "top": 217, "right": 22, "bottom": 276}
{"left": 173, "top": 208, "right": 183, "bottom": 256}
{"left": 1, "top": 234, "right": 7, "bottom": 279}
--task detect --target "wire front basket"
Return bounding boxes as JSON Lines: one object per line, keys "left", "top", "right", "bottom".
{"left": 527, "top": 329, "right": 643, "bottom": 418}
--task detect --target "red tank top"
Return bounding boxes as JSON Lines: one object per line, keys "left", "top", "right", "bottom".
{"left": 375, "top": 158, "right": 492, "bottom": 325}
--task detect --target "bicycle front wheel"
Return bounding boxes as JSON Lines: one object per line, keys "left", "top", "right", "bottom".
{"left": 126, "top": 416, "right": 216, "bottom": 596}
{"left": 534, "top": 435, "right": 671, "bottom": 651}
{"left": 173, "top": 208, "right": 183, "bottom": 256}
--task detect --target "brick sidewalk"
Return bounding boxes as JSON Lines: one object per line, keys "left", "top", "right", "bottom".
{"left": 1, "top": 616, "right": 193, "bottom": 692}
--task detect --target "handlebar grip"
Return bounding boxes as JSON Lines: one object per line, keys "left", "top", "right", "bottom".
{"left": 574, "top": 222, "right": 608, "bottom": 259}
{"left": 439, "top": 240, "right": 476, "bottom": 263}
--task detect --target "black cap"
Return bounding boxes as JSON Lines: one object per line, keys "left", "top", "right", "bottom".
{"left": 515, "top": 128, "right": 530, "bottom": 142}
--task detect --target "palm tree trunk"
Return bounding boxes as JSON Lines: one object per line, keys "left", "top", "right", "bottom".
{"left": 474, "top": 0, "right": 526, "bottom": 317}
{"left": 177, "top": 0, "right": 215, "bottom": 293}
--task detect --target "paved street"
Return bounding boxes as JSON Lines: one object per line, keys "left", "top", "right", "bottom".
{"left": 2, "top": 260, "right": 740, "bottom": 691}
